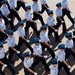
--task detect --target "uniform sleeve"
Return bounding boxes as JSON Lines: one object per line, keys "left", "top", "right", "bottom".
{"left": 47, "top": 18, "right": 52, "bottom": 26}
{"left": 17, "top": 28, "right": 22, "bottom": 37}
{"left": 1, "top": 8, "right": 6, "bottom": 15}
{"left": 32, "top": 5, "right": 37, "bottom": 12}
{"left": 57, "top": 52, "right": 65, "bottom": 62}
{"left": 50, "top": 68, "right": 56, "bottom": 75}
{"left": 56, "top": 10, "right": 59, "bottom": 17}
{"left": 33, "top": 47, "right": 39, "bottom": 55}
{"left": 7, "top": 39, "right": 13, "bottom": 47}
{"left": 40, "top": 35, "right": 46, "bottom": 42}
{"left": 25, "top": 13, "right": 31, "bottom": 21}
{"left": 23, "top": 60, "right": 30, "bottom": 68}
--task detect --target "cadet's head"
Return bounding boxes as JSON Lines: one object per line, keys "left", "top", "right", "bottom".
{"left": 58, "top": 44, "right": 65, "bottom": 51}
{"left": 6, "top": 30, "right": 14, "bottom": 38}
{"left": 50, "top": 58, "right": 57, "bottom": 66}
{"left": 0, "top": 42, "right": 3, "bottom": 49}
{"left": 65, "top": 32, "right": 72, "bottom": 40}
{"left": 32, "top": 0, "right": 38, "bottom": 4}
{"left": 1, "top": 0, "right": 7, "bottom": 6}
{"left": 18, "top": 21, "right": 24, "bottom": 28}
{"left": 33, "top": 37, "right": 40, "bottom": 45}
{"left": 48, "top": 10, "right": 53, "bottom": 17}
{"left": 56, "top": 2, "right": 62, "bottom": 9}
{"left": 0, "top": 14, "right": 3, "bottom": 21}
{"left": 25, "top": 6, "right": 31, "bottom": 12}
{"left": 40, "top": 25, "right": 47, "bottom": 32}
{"left": 22, "top": 52, "right": 30, "bottom": 59}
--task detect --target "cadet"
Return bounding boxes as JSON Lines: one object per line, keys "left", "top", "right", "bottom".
{"left": 56, "top": 2, "right": 67, "bottom": 33}
{"left": 62, "top": 0, "right": 74, "bottom": 25}
{"left": 0, "top": 42, "right": 19, "bottom": 75}
{"left": 25, "top": 6, "right": 39, "bottom": 37}
{"left": 9, "top": 0, "right": 21, "bottom": 21}
{"left": 32, "top": 37, "right": 50, "bottom": 71}
{"left": 32, "top": 0, "right": 45, "bottom": 25}
{"left": 17, "top": 21, "right": 33, "bottom": 53}
{"left": 22, "top": 52, "right": 38, "bottom": 75}
{"left": 16, "top": 0, "right": 26, "bottom": 12}
{"left": 65, "top": 32, "right": 75, "bottom": 60}
{"left": 40, "top": 25, "right": 55, "bottom": 58}
{"left": 6, "top": 30, "right": 24, "bottom": 63}
{"left": 1, "top": 0, "right": 15, "bottom": 30}
{"left": 0, "top": 14, "right": 8, "bottom": 41}
{"left": 47, "top": 10, "right": 61, "bottom": 42}
{"left": 40, "top": 0, "right": 49, "bottom": 14}
{"left": 50, "top": 58, "right": 58, "bottom": 75}
{"left": 57, "top": 44, "right": 71, "bottom": 75}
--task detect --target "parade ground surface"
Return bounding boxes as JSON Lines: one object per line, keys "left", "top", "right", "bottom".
{"left": 2, "top": 0, "right": 75, "bottom": 75}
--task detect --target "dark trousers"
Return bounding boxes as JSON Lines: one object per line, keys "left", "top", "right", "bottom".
{"left": 16, "top": 1, "right": 26, "bottom": 11}
{"left": 10, "top": 9, "right": 21, "bottom": 21}
{"left": 0, "top": 56, "right": 16, "bottom": 74}
{"left": 32, "top": 56, "right": 50, "bottom": 71}
{"left": 18, "top": 37, "right": 33, "bottom": 53}
{"left": 65, "top": 48, "right": 75, "bottom": 60}
{"left": 0, "top": 64, "right": 4, "bottom": 75}
{"left": 40, "top": 4, "right": 49, "bottom": 14}
{"left": 8, "top": 45, "right": 24, "bottom": 61}
{"left": 0, "top": 32, "right": 8, "bottom": 41}
{"left": 62, "top": 9, "right": 74, "bottom": 24}
{"left": 58, "top": 61, "right": 71, "bottom": 75}
{"left": 3, "top": 14, "right": 15, "bottom": 30}
{"left": 56, "top": 17, "right": 67, "bottom": 33}
{"left": 24, "top": 66, "right": 34, "bottom": 75}
{"left": 33, "top": 12, "right": 45, "bottom": 25}
{"left": 48, "top": 25, "right": 60, "bottom": 41}
{"left": 25, "top": 21, "right": 39, "bottom": 37}
{"left": 41, "top": 42, "right": 55, "bottom": 58}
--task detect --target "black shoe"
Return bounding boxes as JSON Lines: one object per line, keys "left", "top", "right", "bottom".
{"left": 12, "top": 71, "right": 19, "bottom": 75}
{"left": 56, "top": 40, "right": 62, "bottom": 42}
{"left": 1, "top": 72, "right": 5, "bottom": 75}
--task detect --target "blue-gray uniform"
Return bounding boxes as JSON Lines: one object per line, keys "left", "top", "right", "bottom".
{"left": 47, "top": 10, "right": 61, "bottom": 42}
{"left": 32, "top": 0, "right": 45, "bottom": 25}
{"left": 40, "top": 0, "right": 49, "bottom": 14}
{"left": 56, "top": 2, "right": 67, "bottom": 33}
{"left": 25, "top": 6, "right": 39, "bottom": 37}
{"left": 57, "top": 44, "right": 71, "bottom": 75}
{"left": 0, "top": 14, "right": 8, "bottom": 41}
{"left": 16, "top": 0, "right": 26, "bottom": 11}
{"left": 9, "top": 0, "right": 21, "bottom": 21}
{"left": 65, "top": 32, "right": 75, "bottom": 60}
{"left": 50, "top": 58, "right": 58, "bottom": 75}
{"left": 17, "top": 21, "right": 33, "bottom": 53}
{"left": 40, "top": 25, "right": 55, "bottom": 58}
{"left": 32, "top": 38, "right": 50, "bottom": 71}
{"left": 6, "top": 30, "right": 23, "bottom": 63}
{"left": 22, "top": 52, "right": 38, "bottom": 75}
{"left": 1, "top": 0, "right": 15, "bottom": 30}
{"left": 62, "top": 0, "right": 74, "bottom": 24}
{"left": 0, "top": 42, "right": 19, "bottom": 75}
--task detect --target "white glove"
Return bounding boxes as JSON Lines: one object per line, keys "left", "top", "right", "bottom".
{"left": 40, "top": 14, "right": 42, "bottom": 16}
{"left": 27, "top": 40, "right": 30, "bottom": 43}
{"left": 55, "top": 29, "right": 58, "bottom": 32}
{"left": 16, "top": 51, "right": 21, "bottom": 54}
{"left": 34, "top": 72, "right": 38, "bottom": 75}
{"left": 49, "top": 45, "right": 53, "bottom": 48}
{"left": 34, "top": 21, "right": 38, "bottom": 23}
{"left": 2, "top": 64, "right": 7, "bottom": 71}
{"left": 68, "top": 65, "right": 71, "bottom": 69}
{"left": 61, "top": 21, "right": 64, "bottom": 23}
{"left": 8, "top": 18, "right": 11, "bottom": 21}
{"left": 44, "top": 55, "right": 48, "bottom": 59}
{"left": 39, "top": 40, "right": 41, "bottom": 42}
